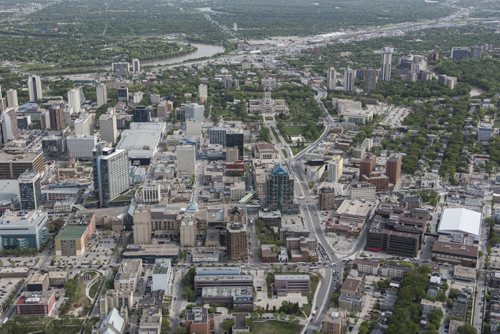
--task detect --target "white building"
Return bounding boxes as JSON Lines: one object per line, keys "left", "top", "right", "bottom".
{"left": 327, "top": 67, "right": 337, "bottom": 91}
{"left": 99, "top": 112, "right": 118, "bottom": 144}
{"left": 74, "top": 113, "right": 93, "bottom": 136}
{"left": 28, "top": 75, "right": 43, "bottom": 101}
{"left": 184, "top": 103, "right": 205, "bottom": 122}
{"left": 186, "top": 120, "right": 202, "bottom": 138}
{"left": 176, "top": 145, "right": 196, "bottom": 177}
{"left": 96, "top": 84, "right": 107, "bottom": 107}
{"left": 142, "top": 182, "right": 161, "bottom": 203}
{"left": 437, "top": 208, "right": 482, "bottom": 240}
{"left": 0, "top": 210, "right": 49, "bottom": 250}
{"left": 66, "top": 135, "right": 97, "bottom": 159}
{"left": 478, "top": 122, "right": 493, "bottom": 142}
{"left": 6, "top": 89, "right": 18, "bottom": 108}
{"left": 67, "top": 88, "right": 81, "bottom": 113}
{"left": 151, "top": 259, "right": 173, "bottom": 295}
{"left": 133, "top": 92, "right": 144, "bottom": 104}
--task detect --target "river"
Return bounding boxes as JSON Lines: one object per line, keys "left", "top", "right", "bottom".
{"left": 142, "top": 43, "right": 224, "bottom": 67}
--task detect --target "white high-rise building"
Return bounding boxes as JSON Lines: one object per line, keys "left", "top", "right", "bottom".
{"left": 74, "top": 113, "right": 93, "bottom": 136}
{"left": 184, "top": 103, "right": 205, "bottom": 122}
{"left": 28, "top": 75, "right": 43, "bottom": 101}
{"left": 66, "top": 135, "right": 97, "bottom": 159}
{"left": 198, "top": 84, "right": 208, "bottom": 104}
{"left": 186, "top": 120, "right": 202, "bottom": 138}
{"left": 327, "top": 67, "right": 337, "bottom": 91}
{"left": 132, "top": 59, "right": 141, "bottom": 73}
{"left": 67, "top": 88, "right": 81, "bottom": 113}
{"left": 6, "top": 89, "right": 18, "bottom": 108}
{"left": 93, "top": 146, "right": 129, "bottom": 208}
{"left": 380, "top": 47, "right": 394, "bottom": 81}
{"left": 99, "top": 112, "right": 118, "bottom": 144}
{"left": 96, "top": 84, "right": 108, "bottom": 107}
{"left": 344, "top": 68, "right": 356, "bottom": 92}
{"left": 176, "top": 145, "right": 196, "bottom": 177}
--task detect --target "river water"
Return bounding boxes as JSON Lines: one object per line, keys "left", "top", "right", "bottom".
{"left": 142, "top": 43, "right": 224, "bottom": 67}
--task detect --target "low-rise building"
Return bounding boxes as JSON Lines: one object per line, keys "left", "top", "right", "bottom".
{"left": 201, "top": 286, "right": 254, "bottom": 311}
{"left": 432, "top": 240, "right": 478, "bottom": 268}
{"left": 185, "top": 307, "right": 214, "bottom": 334}
{"left": 352, "top": 259, "right": 380, "bottom": 275}
{"left": 138, "top": 307, "right": 162, "bottom": 334}
{"left": 15, "top": 291, "right": 56, "bottom": 316}
{"left": 194, "top": 275, "right": 253, "bottom": 294}
{"left": 453, "top": 265, "right": 476, "bottom": 282}
{"left": 274, "top": 274, "right": 310, "bottom": 295}
{"left": 26, "top": 273, "right": 49, "bottom": 291}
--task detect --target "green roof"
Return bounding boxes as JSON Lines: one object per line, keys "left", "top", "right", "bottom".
{"left": 56, "top": 224, "right": 87, "bottom": 240}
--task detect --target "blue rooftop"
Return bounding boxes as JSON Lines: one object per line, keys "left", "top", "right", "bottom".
{"left": 272, "top": 164, "right": 288, "bottom": 175}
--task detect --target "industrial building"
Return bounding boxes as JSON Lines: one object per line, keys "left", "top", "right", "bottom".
{"left": 116, "top": 122, "right": 166, "bottom": 165}
{"left": 437, "top": 208, "right": 482, "bottom": 240}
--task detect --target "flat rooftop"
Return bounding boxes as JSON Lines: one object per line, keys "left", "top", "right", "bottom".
{"left": 56, "top": 224, "right": 87, "bottom": 240}
{"left": 196, "top": 267, "right": 242, "bottom": 276}
{"left": 195, "top": 275, "right": 253, "bottom": 282}
{"left": 202, "top": 286, "right": 253, "bottom": 298}
{"left": 336, "top": 199, "right": 374, "bottom": 217}
{"left": 274, "top": 274, "right": 310, "bottom": 281}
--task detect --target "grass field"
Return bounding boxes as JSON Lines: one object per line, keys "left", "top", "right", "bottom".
{"left": 283, "top": 126, "right": 306, "bottom": 136}
{"left": 252, "top": 320, "right": 302, "bottom": 334}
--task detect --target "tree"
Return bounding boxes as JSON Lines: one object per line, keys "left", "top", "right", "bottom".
{"left": 457, "top": 324, "right": 477, "bottom": 334}
{"left": 221, "top": 319, "right": 234, "bottom": 332}
{"left": 359, "top": 321, "right": 370, "bottom": 334}
{"left": 172, "top": 326, "right": 188, "bottom": 334}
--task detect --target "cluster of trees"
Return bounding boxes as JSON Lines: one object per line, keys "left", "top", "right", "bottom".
{"left": 0, "top": 317, "right": 84, "bottom": 334}
{"left": 0, "top": 35, "right": 191, "bottom": 69}
{"left": 278, "top": 301, "right": 301, "bottom": 315}
{"left": 59, "top": 277, "right": 87, "bottom": 315}
{"left": 436, "top": 58, "right": 500, "bottom": 94}
{"left": 386, "top": 265, "right": 431, "bottom": 334}
{"left": 419, "top": 190, "right": 439, "bottom": 207}
{"left": 181, "top": 267, "right": 196, "bottom": 302}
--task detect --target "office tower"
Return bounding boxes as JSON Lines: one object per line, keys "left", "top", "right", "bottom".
{"left": 133, "top": 206, "right": 152, "bottom": 244}
{"left": 18, "top": 171, "right": 43, "bottom": 210}
{"left": 327, "top": 155, "right": 344, "bottom": 183}
{"left": 344, "top": 68, "right": 356, "bottom": 92}
{"left": 66, "top": 135, "right": 98, "bottom": 159}
{"left": 380, "top": 47, "right": 394, "bottom": 81}
{"left": 359, "top": 153, "right": 377, "bottom": 177}
{"left": 186, "top": 120, "right": 202, "bottom": 138}
{"left": 0, "top": 107, "right": 18, "bottom": 141}
{"left": 184, "top": 103, "right": 205, "bottom": 122}
{"left": 133, "top": 106, "right": 151, "bottom": 122}
{"left": 93, "top": 146, "right": 129, "bottom": 208}
{"left": 226, "top": 132, "right": 244, "bottom": 160}
{"left": 180, "top": 217, "right": 196, "bottom": 247}
{"left": 99, "top": 113, "right": 118, "bottom": 144}
{"left": 117, "top": 86, "right": 129, "bottom": 102}
{"left": 96, "top": 84, "right": 108, "bottom": 107}
{"left": 209, "top": 127, "right": 227, "bottom": 146}
{"left": 450, "top": 47, "right": 470, "bottom": 60}
{"left": 198, "top": 84, "right": 208, "bottom": 104}
{"left": 471, "top": 46, "right": 482, "bottom": 59}
{"left": 6, "top": 89, "right": 18, "bottom": 108}
{"left": 41, "top": 136, "right": 66, "bottom": 159}
{"left": 363, "top": 69, "right": 378, "bottom": 93}
{"left": 132, "top": 59, "right": 141, "bottom": 73}
{"left": 327, "top": 67, "right": 337, "bottom": 90}
{"left": 227, "top": 223, "right": 248, "bottom": 261}
{"left": 74, "top": 113, "right": 92, "bottom": 136}
{"left": 28, "top": 75, "right": 43, "bottom": 101}
{"left": 386, "top": 154, "right": 402, "bottom": 185}
{"left": 67, "top": 88, "right": 81, "bottom": 113}
{"left": 111, "top": 62, "right": 130, "bottom": 75}
{"left": 176, "top": 145, "right": 196, "bottom": 177}
{"left": 266, "top": 164, "right": 297, "bottom": 214}
{"left": 48, "top": 104, "right": 66, "bottom": 130}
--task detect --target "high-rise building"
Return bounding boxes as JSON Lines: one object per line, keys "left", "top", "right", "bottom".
{"left": 386, "top": 154, "right": 402, "bottom": 185}
{"left": 359, "top": 153, "right": 376, "bottom": 177}
{"left": 227, "top": 223, "right": 248, "bottom": 261}
{"left": 96, "top": 84, "right": 108, "bottom": 107}
{"left": 74, "top": 113, "right": 92, "bottom": 136}
{"left": 132, "top": 59, "right": 141, "bottom": 73}
{"left": 48, "top": 104, "right": 66, "bottom": 130}
{"left": 344, "top": 68, "right": 356, "bottom": 92}
{"left": 185, "top": 103, "right": 205, "bottom": 122}
{"left": 327, "top": 67, "right": 337, "bottom": 91}
{"left": 226, "top": 132, "right": 244, "bottom": 160}
{"left": 93, "top": 146, "right": 129, "bottom": 208}
{"left": 18, "top": 170, "right": 42, "bottom": 210}
{"left": 326, "top": 155, "right": 344, "bottom": 183}
{"left": 176, "top": 145, "right": 196, "bottom": 177}
{"left": 363, "top": 69, "right": 378, "bottom": 93}
{"left": 133, "top": 206, "right": 152, "bottom": 244}
{"left": 180, "top": 217, "right": 196, "bottom": 247}
{"left": 67, "top": 88, "right": 81, "bottom": 113}
{"left": 450, "top": 47, "right": 470, "bottom": 60}
{"left": 99, "top": 113, "right": 118, "bottom": 144}
{"left": 266, "top": 164, "right": 298, "bottom": 214}
{"left": 133, "top": 106, "right": 151, "bottom": 122}
{"left": 0, "top": 107, "right": 18, "bottom": 141}
{"left": 6, "top": 89, "right": 18, "bottom": 108}
{"left": 28, "top": 75, "right": 43, "bottom": 101}
{"left": 380, "top": 47, "right": 394, "bottom": 81}
{"left": 67, "top": 135, "right": 97, "bottom": 160}
{"left": 186, "top": 120, "right": 202, "bottom": 138}
{"left": 111, "top": 62, "right": 130, "bottom": 75}
{"left": 209, "top": 127, "right": 227, "bottom": 146}
{"left": 117, "top": 86, "right": 129, "bottom": 102}
{"left": 198, "top": 84, "right": 208, "bottom": 104}
{"left": 471, "top": 46, "right": 482, "bottom": 59}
